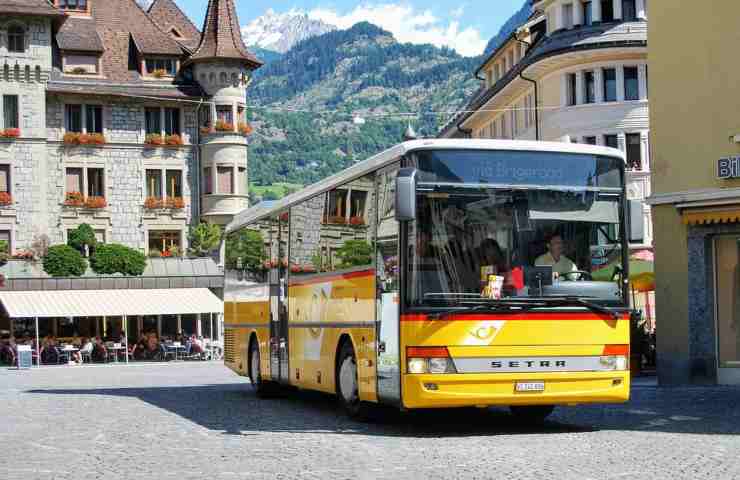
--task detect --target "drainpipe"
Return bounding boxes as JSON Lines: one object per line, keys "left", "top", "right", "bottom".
{"left": 193, "top": 98, "right": 205, "bottom": 224}
{"left": 516, "top": 38, "right": 540, "bottom": 141}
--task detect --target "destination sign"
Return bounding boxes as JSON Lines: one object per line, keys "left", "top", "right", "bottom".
{"left": 717, "top": 156, "right": 740, "bottom": 179}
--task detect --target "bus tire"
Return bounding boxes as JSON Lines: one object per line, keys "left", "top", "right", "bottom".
{"left": 249, "top": 338, "right": 280, "bottom": 398}
{"left": 509, "top": 405, "right": 555, "bottom": 423}
{"left": 336, "top": 341, "right": 372, "bottom": 421}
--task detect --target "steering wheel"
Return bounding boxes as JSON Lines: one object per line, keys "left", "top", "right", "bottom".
{"left": 560, "top": 270, "right": 593, "bottom": 281}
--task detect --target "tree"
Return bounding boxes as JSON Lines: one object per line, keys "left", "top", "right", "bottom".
{"left": 335, "top": 239, "right": 373, "bottom": 268}
{"left": 262, "top": 190, "right": 279, "bottom": 201}
{"left": 90, "top": 244, "right": 147, "bottom": 276}
{"left": 43, "top": 245, "right": 87, "bottom": 277}
{"left": 188, "top": 222, "right": 222, "bottom": 257}
{"left": 67, "top": 224, "right": 96, "bottom": 255}
{"left": 225, "top": 229, "right": 266, "bottom": 272}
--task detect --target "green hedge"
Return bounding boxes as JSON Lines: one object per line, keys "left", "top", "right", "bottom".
{"left": 43, "top": 245, "right": 87, "bottom": 277}
{"left": 91, "top": 243, "right": 147, "bottom": 276}
{"left": 68, "top": 223, "right": 97, "bottom": 254}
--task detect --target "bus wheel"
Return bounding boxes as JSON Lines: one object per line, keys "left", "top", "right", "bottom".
{"left": 509, "top": 405, "right": 555, "bottom": 423}
{"left": 336, "top": 342, "right": 372, "bottom": 421}
{"left": 249, "top": 339, "right": 279, "bottom": 398}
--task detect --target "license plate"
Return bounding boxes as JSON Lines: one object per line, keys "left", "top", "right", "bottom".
{"left": 515, "top": 381, "right": 545, "bottom": 392}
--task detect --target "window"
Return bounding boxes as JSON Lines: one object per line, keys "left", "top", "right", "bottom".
{"left": 238, "top": 167, "right": 247, "bottom": 194}
{"left": 563, "top": 3, "right": 574, "bottom": 29}
{"left": 87, "top": 168, "right": 104, "bottom": 197}
{"left": 584, "top": 136, "right": 597, "bottom": 145}
{"left": 325, "top": 189, "right": 348, "bottom": 223}
{"left": 145, "top": 107, "right": 161, "bottom": 135}
{"left": 508, "top": 50, "right": 515, "bottom": 69}
{"left": 7, "top": 25, "right": 24, "bottom": 53}
{"left": 145, "top": 58, "right": 176, "bottom": 76}
{"left": 65, "top": 167, "right": 83, "bottom": 194}
{"left": 148, "top": 230, "right": 181, "bottom": 255}
{"left": 164, "top": 108, "right": 180, "bottom": 135}
{"left": 166, "top": 170, "right": 181, "bottom": 197}
{"left": 584, "top": 71, "right": 595, "bottom": 104}
{"left": 624, "top": 66, "right": 639, "bottom": 100}
{"left": 64, "top": 54, "right": 98, "bottom": 74}
{"left": 203, "top": 167, "right": 212, "bottom": 194}
{"left": 199, "top": 107, "right": 211, "bottom": 129}
{"left": 622, "top": 0, "right": 637, "bottom": 21}
{"left": 2, "top": 95, "right": 18, "bottom": 129}
{"left": 566, "top": 73, "right": 577, "bottom": 106}
{"left": 0, "top": 164, "right": 10, "bottom": 194}
{"left": 217, "top": 167, "right": 233, "bottom": 194}
{"left": 216, "top": 105, "right": 232, "bottom": 124}
{"left": 85, "top": 105, "right": 102, "bottom": 134}
{"left": 603, "top": 68, "right": 617, "bottom": 102}
{"left": 0, "top": 230, "right": 10, "bottom": 254}
{"left": 57, "top": 0, "right": 87, "bottom": 11}
{"left": 494, "top": 64, "right": 500, "bottom": 82}
{"left": 626, "top": 133, "right": 642, "bottom": 169}
{"left": 349, "top": 190, "right": 368, "bottom": 220}
{"left": 146, "top": 170, "right": 162, "bottom": 198}
{"left": 237, "top": 105, "right": 246, "bottom": 124}
{"left": 65, "top": 104, "right": 83, "bottom": 133}
{"left": 486, "top": 70, "right": 493, "bottom": 87}
{"left": 604, "top": 134, "right": 619, "bottom": 149}
{"left": 583, "top": 1, "right": 593, "bottom": 25}
{"left": 601, "top": 0, "right": 614, "bottom": 22}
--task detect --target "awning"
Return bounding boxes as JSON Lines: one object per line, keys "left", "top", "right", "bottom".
{"left": 682, "top": 207, "right": 740, "bottom": 225}
{"left": 0, "top": 288, "right": 223, "bottom": 318}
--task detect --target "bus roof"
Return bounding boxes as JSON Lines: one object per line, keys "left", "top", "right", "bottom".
{"left": 227, "top": 139, "right": 626, "bottom": 234}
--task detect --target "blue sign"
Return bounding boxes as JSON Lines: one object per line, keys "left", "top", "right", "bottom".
{"left": 17, "top": 346, "right": 32, "bottom": 369}
{"left": 718, "top": 157, "right": 740, "bottom": 179}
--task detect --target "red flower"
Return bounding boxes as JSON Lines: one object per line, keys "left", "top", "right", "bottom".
{"left": 0, "top": 192, "right": 12, "bottom": 206}
{"left": 0, "top": 128, "right": 20, "bottom": 139}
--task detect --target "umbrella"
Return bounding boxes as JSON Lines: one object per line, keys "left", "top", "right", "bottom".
{"left": 591, "top": 258, "right": 653, "bottom": 282}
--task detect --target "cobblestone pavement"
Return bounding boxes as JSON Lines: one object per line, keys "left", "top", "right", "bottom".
{"left": 2, "top": 363, "right": 740, "bottom": 480}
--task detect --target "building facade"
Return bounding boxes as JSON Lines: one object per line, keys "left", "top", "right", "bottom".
{"left": 440, "top": 0, "right": 651, "bottom": 249}
{"left": 648, "top": 2, "right": 740, "bottom": 385}
{"left": 0, "top": 0, "right": 261, "bottom": 257}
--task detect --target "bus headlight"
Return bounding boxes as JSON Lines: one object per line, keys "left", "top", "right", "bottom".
{"left": 406, "top": 347, "right": 457, "bottom": 374}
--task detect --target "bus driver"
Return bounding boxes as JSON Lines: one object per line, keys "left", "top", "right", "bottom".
{"left": 535, "top": 233, "right": 578, "bottom": 279}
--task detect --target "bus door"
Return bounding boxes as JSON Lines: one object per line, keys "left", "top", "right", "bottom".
{"left": 269, "top": 212, "right": 290, "bottom": 384}
{"left": 376, "top": 163, "right": 401, "bottom": 405}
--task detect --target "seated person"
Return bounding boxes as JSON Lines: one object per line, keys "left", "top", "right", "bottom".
{"left": 40, "top": 336, "right": 60, "bottom": 365}
{"left": 91, "top": 336, "right": 108, "bottom": 363}
{"left": 535, "top": 234, "right": 578, "bottom": 279}
{"left": 75, "top": 337, "right": 93, "bottom": 364}
{"left": 138, "top": 334, "right": 164, "bottom": 361}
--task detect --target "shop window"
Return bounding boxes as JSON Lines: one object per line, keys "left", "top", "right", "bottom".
{"left": 583, "top": 71, "right": 595, "bottom": 104}
{"left": 622, "top": 0, "right": 637, "bottom": 21}
{"left": 7, "top": 25, "right": 25, "bottom": 53}
{"left": 3, "top": 95, "right": 18, "bottom": 129}
{"left": 603, "top": 68, "right": 617, "bottom": 102}
{"left": 624, "top": 66, "right": 639, "bottom": 101}
{"left": 65, "top": 104, "right": 83, "bottom": 133}
{"left": 146, "top": 170, "right": 162, "bottom": 198}
{"left": 217, "top": 167, "right": 233, "bottom": 194}
{"left": 166, "top": 170, "right": 181, "bottom": 197}
{"left": 626, "top": 133, "right": 642, "bottom": 170}
{"left": 601, "top": 0, "right": 614, "bottom": 22}
{"left": 149, "top": 230, "right": 181, "bottom": 254}
{"left": 164, "top": 108, "right": 180, "bottom": 135}
{"left": 145, "top": 107, "right": 161, "bottom": 135}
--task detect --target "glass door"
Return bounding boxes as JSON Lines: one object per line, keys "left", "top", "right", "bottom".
{"left": 715, "top": 236, "right": 740, "bottom": 383}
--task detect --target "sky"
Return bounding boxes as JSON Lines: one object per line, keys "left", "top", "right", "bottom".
{"left": 175, "top": 0, "right": 525, "bottom": 57}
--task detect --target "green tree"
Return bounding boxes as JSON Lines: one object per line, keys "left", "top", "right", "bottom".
{"left": 188, "top": 222, "right": 222, "bottom": 257}
{"left": 262, "top": 190, "right": 279, "bottom": 201}
{"left": 335, "top": 239, "right": 373, "bottom": 268}
{"left": 226, "top": 229, "right": 266, "bottom": 272}
{"left": 43, "top": 245, "right": 87, "bottom": 277}
{"left": 68, "top": 223, "right": 97, "bottom": 255}
{"left": 90, "top": 244, "right": 147, "bottom": 276}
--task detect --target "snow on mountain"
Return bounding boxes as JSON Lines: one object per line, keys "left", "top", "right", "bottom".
{"left": 242, "top": 9, "right": 337, "bottom": 54}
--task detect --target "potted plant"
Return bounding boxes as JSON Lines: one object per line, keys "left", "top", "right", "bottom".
{"left": 85, "top": 133, "right": 106, "bottom": 145}
{"left": 0, "top": 128, "right": 20, "bottom": 139}
{"left": 0, "top": 192, "right": 12, "bottom": 206}
{"left": 84, "top": 196, "right": 107, "bottom": 209}
{"left": 63, "top": 132, "right": 82, "bottom": 145}
{"left": 214, "top": 120, "right": 234, "bottom": 132}
{"left": 145, "top": 133, "right": 164, "bottom": 146}
{"left": 144, "top": 196, "right": 162, "bottom": 209}
{"left": 64, "top": 191, "right": 85, "bottom": 207}
{"left": 165, "top": 134, "right": 183, "bottom": 146}
{"left": 238, "top": 122, "right": 253, "bottom": 135}
{"left": 165, "top": 197, "right": 185, "bottom": 209}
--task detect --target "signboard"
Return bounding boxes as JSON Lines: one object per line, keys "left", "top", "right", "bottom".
{"left": 717, "top": 156, "right": 740, "bottom": 179}
{"left": 17, "top": 345, "right": 32, "bottom": 369}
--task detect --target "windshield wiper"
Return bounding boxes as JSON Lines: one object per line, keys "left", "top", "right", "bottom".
{"left": 537, "top": 296, "right": 621, "bottom": 320}
{"left": 428, "top": 299, "right": 547, "bottom": 320}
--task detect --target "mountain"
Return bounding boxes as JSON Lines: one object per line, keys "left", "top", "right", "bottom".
{"left": 484, "top": 0, "right": 531, "bottom": 55}
{"left": 242, "top": 9, "right": 337, "bottom": 54}
{"left": 246, "top": 22, "right": 481, "bottom": 188}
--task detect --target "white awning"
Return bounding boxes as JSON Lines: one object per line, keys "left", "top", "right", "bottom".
{"left": 0, "top": 288, "right": 223, "bottom": 318}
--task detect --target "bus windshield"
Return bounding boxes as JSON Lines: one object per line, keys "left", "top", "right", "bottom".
{"left": 406, "top": 150, "right": 627, "bottom": 309}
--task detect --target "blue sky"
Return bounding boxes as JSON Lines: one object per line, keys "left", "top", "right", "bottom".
{"left": 174, "top": 0, "right": 525, "bottom": 57}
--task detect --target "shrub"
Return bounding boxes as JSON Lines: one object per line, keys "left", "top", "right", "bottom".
{"left": 165, "top": 134, "right": 183, "bottom": 146}
{"left": 43, "top": 245, "right": 87, "bottom": 277}
{"left": 189, "top": 222, "right": 221, "bottom": 257}
{"left": 145, "top": 134, "right": 164, "bottom": 146}
{"left": 90, "top": 243, "right": 147, "bottom": 276}
{"left": 68, "top": 223, "right": 96, "bottom": 255}
{"left": 225, "top": 229, "right": 264, "bottom": 271}
{"left": 64, "top": 191, "right": 85, "bottom": 207}
{"left": 0, "top": 192, "right": 12, "bottom": 206}
{"left": 335, "top": 239, "right": 373, "bottom": 268}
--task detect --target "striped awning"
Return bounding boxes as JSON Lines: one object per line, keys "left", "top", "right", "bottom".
{"left": 0, "top": 288, "right": 223, "bottom": 318}
{"left": 682, "top": 207, "right": 740, "bottom": 225}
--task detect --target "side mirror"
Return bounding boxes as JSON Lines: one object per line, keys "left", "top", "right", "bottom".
{"left": 628, "top": 199, "right": 644, "bottom": 243}
{"left": 395, "top": 168, "right": 417, "bottom": 222}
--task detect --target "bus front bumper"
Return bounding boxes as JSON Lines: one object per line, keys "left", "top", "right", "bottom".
{"left": 401, "top": 371, "right": 630, "bottom": 409}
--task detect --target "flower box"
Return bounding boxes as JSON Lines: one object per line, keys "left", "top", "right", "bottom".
{"left": 238, "top": 122, "right": 253, "bottom": 136}
{"left": 161, "top": 250, "right": 172, "bottom": 257}
{"left": 63, "top": 132, "right": 106, "bottom": 146}
{"left": 64, "top": 191, "right": 85, "bottom": 207}
{"left": 290, "top": 264, "right": 301, "bottom": 273}
{"left": 0, "top": 192, "right": 12, "bottom": 206}
{"left": 326, "top": 215, "right": 346, "bottom": 225}
{"left": 165, "top": 197, "right": 185, "bottom": 209}
{"left": 214, "top": 120, "right": 234, "bottom": 132}
{"left": 84, "top": 196, "right": 107, "bottom": 209}
{"left": 144, "top": 196, "right": 163, "bottom": 209}
{"left": 349, "top": 216, "right": 365, "bottom": 226}
{"left": 0, "top": 128, "right": 20, "bottom": 139}
{"left": 144, "top": 134, "right": 164, "bottom": 146}
{"left": 165, "top": 134, "right": 183, "bottom": 146}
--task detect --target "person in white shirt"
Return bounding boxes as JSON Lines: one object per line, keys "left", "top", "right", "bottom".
{"left": 535, "top": 234, "right": 578, "bottom": 279}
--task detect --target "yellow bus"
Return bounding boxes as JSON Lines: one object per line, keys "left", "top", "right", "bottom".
{"left": 223, "top": 139, "right": 639, "bottom": 421}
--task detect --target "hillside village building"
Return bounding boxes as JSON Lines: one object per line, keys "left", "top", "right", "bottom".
{"left": 440, "top": 0, "right": 650, "bottom": 251}
{"left": 0, "top": 0, "right": 261, "bottom": 256}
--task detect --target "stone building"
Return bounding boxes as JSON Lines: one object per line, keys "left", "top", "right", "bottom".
{"left": 439, "top": 0, "right": 651, "bottom": 251}
{"left": 0, "top": 0, "right": 261, "bottom": 256}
